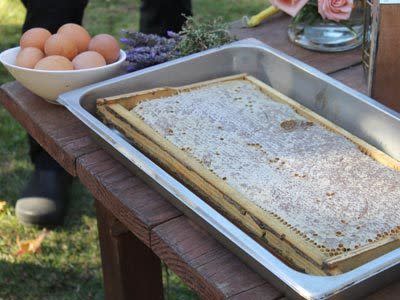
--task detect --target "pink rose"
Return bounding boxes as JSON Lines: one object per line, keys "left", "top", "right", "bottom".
{"left": 270, "top": 0, "right": 310, "bottom": 17}
{"left": 318, "top": 0, "right": 353, "bottom": 22}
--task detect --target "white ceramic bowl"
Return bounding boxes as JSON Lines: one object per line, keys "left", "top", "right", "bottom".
{"left": 0, "top": 47, "right": 126, "bottom": 104}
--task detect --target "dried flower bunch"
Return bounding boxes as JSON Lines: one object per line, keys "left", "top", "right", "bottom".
{"left": 174, "top": 16, "right": 235, "bottom": 57}
{"left": 120, "top": 16, "right": 235, "bottom": 72}
{"left": 120, "top": 31, "right": 180, "bottom": 72}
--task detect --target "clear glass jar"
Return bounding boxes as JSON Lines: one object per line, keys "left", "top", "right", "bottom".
{"left": 288, "top": 1, "right": 364, "bottom": 52}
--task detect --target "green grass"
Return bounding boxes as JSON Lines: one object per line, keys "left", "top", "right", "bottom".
{"left": 0, "top": 0, "right": 266, "bottom": 299}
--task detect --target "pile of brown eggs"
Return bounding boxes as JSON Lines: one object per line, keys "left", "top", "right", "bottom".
{"left": 16, "top": 23, "right": 121, "bottom": 71}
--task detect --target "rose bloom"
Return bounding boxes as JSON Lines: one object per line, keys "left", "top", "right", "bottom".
{"left": 270, "top": 0, "right": 309, "bottom": 17}
{"left": 318, "top": 0, "right": 354, "bottom": 22}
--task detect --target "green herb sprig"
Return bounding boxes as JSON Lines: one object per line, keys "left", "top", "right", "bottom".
{"left": 175, "top": 16, "right": 236, "bottom": 57}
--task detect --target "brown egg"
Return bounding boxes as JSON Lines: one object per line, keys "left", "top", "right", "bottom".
{"left": 34, "top": 55, "right": 74, "bottom": 71}
{"left": 20, "top": 28, "right": 51, "bottom": 51}
{"left": 44, "top": 34, "right": 78, "bottom": 60}
{"left": 16, "top": 47, "right": 45, "bottom": 69}
{"left": 58, "top": 23, "right": 91, "bottom": 53}
{"left": 88, "top": 34, "right": 120, "bottom": 64}
{"left": 72, "top": 51, "right": 106, "bottom": 70}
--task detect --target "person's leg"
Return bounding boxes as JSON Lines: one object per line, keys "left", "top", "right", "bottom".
{"left": 18, "top": 135, "right": 73, "bottom": 225}
{"left": 22, "top": 0, "right": 88, "bottom": 33}
{"left": 16, "top": 0, "right": 88, "bottom": 226}
{"left": 140, "top": 0, "right": 192, "bottom": 35}
{"left": 28, "top": 136, "right": 65, "bottom": 171}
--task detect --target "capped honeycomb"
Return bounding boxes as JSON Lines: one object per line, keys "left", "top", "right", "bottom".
{"left": 130, "top": 79, "right": 400, "bottom": 262}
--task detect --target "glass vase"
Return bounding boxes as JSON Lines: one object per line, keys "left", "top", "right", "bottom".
{"left": 288, "top": 1, "right": 364, "bottom": 52}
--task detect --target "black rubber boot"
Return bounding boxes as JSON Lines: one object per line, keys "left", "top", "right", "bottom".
{"left": 16, "top": 169, "right": 72, "bottom": 226}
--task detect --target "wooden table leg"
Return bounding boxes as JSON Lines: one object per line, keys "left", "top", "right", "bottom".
{"left": 95, "top": 200, "right": 164, "bottom": 300}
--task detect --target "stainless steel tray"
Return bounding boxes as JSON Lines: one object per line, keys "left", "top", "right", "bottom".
{"left": 58, "top": 39, "right": 400, "bottom": 299}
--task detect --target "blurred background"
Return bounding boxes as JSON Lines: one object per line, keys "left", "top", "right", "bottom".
{"left": 0, "top": 0, "right": 264, "bottom": 299}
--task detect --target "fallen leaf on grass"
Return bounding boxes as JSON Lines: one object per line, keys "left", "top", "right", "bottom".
{"left": 16, "top": 229, "right": 49, "bottom": 256}
{"left": 0, "top": 200, "right": 6, "bottom": 212}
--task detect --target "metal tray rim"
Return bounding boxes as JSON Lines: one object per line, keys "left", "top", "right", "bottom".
{"left": 58, "top": 39, "right": 400, "bottom": 299}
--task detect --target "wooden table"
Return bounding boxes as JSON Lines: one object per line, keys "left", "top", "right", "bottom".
{"left": 1, "top": 15, "right": 399, "bottom": 300}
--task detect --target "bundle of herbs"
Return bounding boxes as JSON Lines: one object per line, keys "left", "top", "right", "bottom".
{"left": 121, "top": 16, "right": 236, "bottom": 72}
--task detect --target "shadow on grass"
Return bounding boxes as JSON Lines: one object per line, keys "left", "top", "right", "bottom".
{"left": 0, "top": 260, "right": 103, "bottom": 300}
{"left": 65, "top": 179, "right": 96, "bottom": 223}
{"left": 0, "top": 182, "right": 103, "bottom": 300}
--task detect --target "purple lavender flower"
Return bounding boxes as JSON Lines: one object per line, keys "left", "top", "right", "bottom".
{"left": 120, "top": 30, "right": 181, "bottom": 72}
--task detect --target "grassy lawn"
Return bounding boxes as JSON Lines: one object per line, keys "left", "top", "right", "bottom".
{"left": 0, "top": 0, "right": 266, "bottom": 299}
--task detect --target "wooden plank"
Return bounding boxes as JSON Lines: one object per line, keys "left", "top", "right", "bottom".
{"left": 367, "top": 281, "right": 400, "bottom": 299}
{"left": 229, "top": 283, "right": 283, "bottom": 300}
{"left": 0, "top": 82, "right": 99, "bottom": 175}
{"left": 151, "top": 216, "right": 282, "bottom": 300}
{"left": 229, "top": 14, "right": 361, "bottom": 74}
{"left": 330, "top": 64, "right": 368, "bottom": 95}
{"left": 370, "top": 5, "right": 400, "bottom": 112}
{"left": 95, "top": 200, "right": 164, "bottom": 300}
{"left": 77, "top": 149, "right": 182, "bottom": 246}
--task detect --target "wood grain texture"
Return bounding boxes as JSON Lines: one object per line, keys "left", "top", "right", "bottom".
{"left": 151, "top": 216, "right": 282, "bottom": 300}
{"left": 0, "top": 82, "right": 99, "bottom": 175}
{"left": 95, "top": 200, "right": 164, "bottom": 300}
{"left": 229, "top": 283, "right": 283, "bottom": 300}
{"left": 229, "top": 14, "right": 361, "bottom": 74}
{"left": 77, "top": 149, "right": 182, "bottom": 246}
{"left": 367, "top": 281, "right": 400, "bottom": 300}
{"left": 370, "top": 5, "right": 400, "bottom": 112}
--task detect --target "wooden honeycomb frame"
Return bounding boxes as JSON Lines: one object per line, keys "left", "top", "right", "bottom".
{"left": 97, "top": 74, "right": 400, "bottom": 275}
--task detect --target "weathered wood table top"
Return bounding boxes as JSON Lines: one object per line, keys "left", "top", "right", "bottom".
{"left": 1, "top": 14, "right": 399, "bottom": 300}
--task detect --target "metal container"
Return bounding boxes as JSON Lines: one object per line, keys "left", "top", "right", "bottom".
{"left": 58, "top": 39, "right": 400, "bottom": 299}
